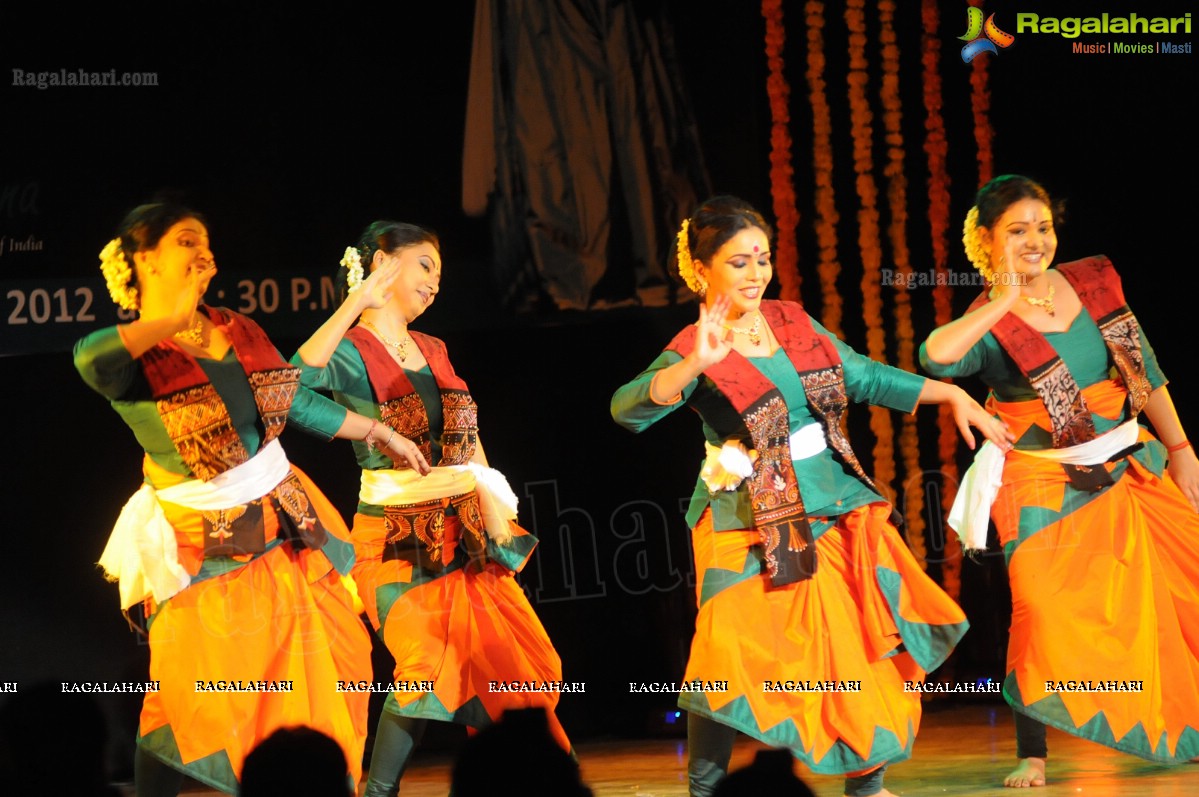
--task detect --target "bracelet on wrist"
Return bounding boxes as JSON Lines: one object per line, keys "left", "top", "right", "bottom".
{"left": 381, "top": 427, "right": 396, "bottom": 449}
{"left": 1166, "top": 439, "right": 1192, "bottom": 453}
{"left": 364, "top": 420, "right": 379, "bottom": 449}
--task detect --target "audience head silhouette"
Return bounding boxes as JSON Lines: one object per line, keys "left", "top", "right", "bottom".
{"left": 452, "top": 708, "right": 591, "bottom": 796}
{"left": 713, "top": 748, "right": 815, "bottom": 797}
{"left": 239, "top": 725, "right": 352, "bottom": 797}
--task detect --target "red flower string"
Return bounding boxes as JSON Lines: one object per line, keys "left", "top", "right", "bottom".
{"left": 845, "top": 0, "right": 896, "bottom": 496}
{"left": 763, "top": 0, "right": 800, "bottom": 301}
{"left": 804, "top": 1, "right": 842, "bottom": 336}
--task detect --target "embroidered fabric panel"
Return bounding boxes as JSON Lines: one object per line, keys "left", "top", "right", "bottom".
{"left": 797, "top": 365, "right": 875, "bottom": 488}
{"left": 271, "top": 471, "right": 327, "bottom": 549}
{"left": 157, "top": 384, "right": 250, "bottom": 481}
{"left": 249, "top": 366, "right": 300, "bottom": 444}
{"left": 1099, "top": 310, "right": 1151, "bottom": 416}
{"left": 274, "top": 471, "right": 314, "bottom": 529}
{"left": 743, "top": 394, "right": 812, "bottom": 582}
{"left": 1027, "top": 359, "right": 1096, "bottom": 448}
{"left": 380, "top": 393, "right": 433, "bottom": 466}
{"left": 382, "top": 492, "right": 487, "bottom": 571}
{"left": 202, "top": 503, "right": 249, "bottom": 544}
{"left": 142, "top": 309, "right": 299, "bottom": 480}
{"left": 439, "top": 389, "right": 479, "bottom": 465}
{"left": 200, "top": 501, "right": 265, "bottom": 557}
{"left": 385, "top": 500, "right": 446, "bottom": 563}
{"left": 745, "top": 395, "right": 801, "bottom": 518}
{"left": 194, "top": 470, "right": 326, "bottom": 559}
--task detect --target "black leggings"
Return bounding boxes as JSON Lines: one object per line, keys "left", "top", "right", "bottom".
{"left": 134, "top": 747, "right": 184, "bottom": 797}
{"left": 687, "top": 713, "right": 886, "bottom": 796}
{"left": 1014, "top": 709, "right": 1048, "bottom": 759}
{"left": 362, "top": 712, "right": 428, "bottom": 797}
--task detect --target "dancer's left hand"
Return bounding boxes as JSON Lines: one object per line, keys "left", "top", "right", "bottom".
{"left": 357, "top": 259, "right": 401, "bottom": 310}
{"left": 949, "top": 387, "right": 1015, "bottom": 451}
{"left": 1167, "top": 444, "right": 1199, "bottom": 512}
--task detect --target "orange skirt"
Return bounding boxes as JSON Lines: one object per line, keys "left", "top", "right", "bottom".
{"left": 993, "top": 427, "right": 1199, "bottom": 762}
{"left": 137, "top": 466, "right": 372, "bottom": 793}
{"left": 682, "top": 504, "right": 968, "bottom": 774}
{"left": 351, "top": 512, "right": 570, "bottom": 751}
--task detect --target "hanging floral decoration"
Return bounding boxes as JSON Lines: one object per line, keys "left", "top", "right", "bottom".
{"left": 970, "top": 58, "right": 994, "bottom": 185}
{"left": 877, "top": 0, "right": 927, "bottom": 567}
{"left": 763, "top": 0, "right": 801, "bottom": 301}
{"left": 844, "top": 0, "right": 896, "bottom": 497}
{"left": 921, "top": 0, "right": 962, "bottom": 598}
{"left": 804, "top": 1, "right": 842, "bottom": 336}
{"left": 768, "top": 0, "right": 994, "bottom": 592}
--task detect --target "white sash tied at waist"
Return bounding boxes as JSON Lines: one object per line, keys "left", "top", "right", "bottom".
{"left": 700, "top": 423, "right": 829, "bottom": 493}
{"left": 948, "top": 418, "right": 1141, "bottom": 551}
{"left": 98, "top": 439, "right": 292, "bottom": 610}
{"left": 789, "top": 422, "right": 828, "bottom": 461}
{"left": 359, "top": 463, "right": 517, "bottom": 545}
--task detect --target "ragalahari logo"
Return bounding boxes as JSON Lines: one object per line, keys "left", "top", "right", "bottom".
{"left": 960, "top": 2, "right": 1015, "bottom": 62}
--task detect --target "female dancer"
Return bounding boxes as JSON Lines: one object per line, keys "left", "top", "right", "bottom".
{"left": 293, "top": 220, "right": 570, "bottom": 796}
{"left": 75, "top": 202, "right": 428, "bottom": 795}
{"left": 611, "top": 196, "right": 1013, "bottom": 797}
{"left": 921, "top": 174, "right": 1199, "bottom": 786}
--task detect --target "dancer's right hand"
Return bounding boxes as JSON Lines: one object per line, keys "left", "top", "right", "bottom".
{"left": 691, "top": 293, "right": 733, "bottom": 371}
{"left": 374, "top": 427, "right": 432, "bottom": 476}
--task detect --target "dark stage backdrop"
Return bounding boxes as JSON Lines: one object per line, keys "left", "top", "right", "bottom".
{"left": 1, "top": 0, "right": 1194, "bottom": 779}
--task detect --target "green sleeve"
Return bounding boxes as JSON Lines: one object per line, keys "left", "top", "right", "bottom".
{"left": 918, "top": 334, "right": 994, "bottom": 381}
{"left": 810, "top": 319, "right": 924, "bottom": 412}
{"left": 74, "top": 326, "right": 138, "bottom": 399}
{"left": 289, "top": 339, "right": 387, "bottom": 468}
{"left": 287, "top": 387, "right": 348, "bottom": 440}
{"left": 272, "top": 341, "right": 346, "bottom": 440}
{"left": 610, "top": 349, "right": 697, "bottom": 433}
{"left": 291, "top": 338, "right": 373, "bottom": 397}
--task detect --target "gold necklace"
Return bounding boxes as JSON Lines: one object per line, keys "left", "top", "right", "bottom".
{"left": 1021, "top": 282, "right": 1056, "bottom": 316}
{"left": 362, "top": 320, "right": 409, "bottom": 360}
{"left": 174, "top": 314, "right": 205, "bottom": 346}
{"left": 722, "top": 311, "right": 763, "bottom": 346}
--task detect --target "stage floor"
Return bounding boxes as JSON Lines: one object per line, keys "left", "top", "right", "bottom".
{"left": 157, "top": 704, "right": 1194, "bottom": 796}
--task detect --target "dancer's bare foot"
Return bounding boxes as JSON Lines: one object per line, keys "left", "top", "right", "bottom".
{"left": 841, "top": 790, "right": 897, "bottom": 797}
{"left": 1004, "top": 757, "right": 1046, "bottom": 787}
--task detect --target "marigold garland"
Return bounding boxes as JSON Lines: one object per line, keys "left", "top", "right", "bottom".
{"left": 804, "top": 1, "right": 842, "bottom": 337}
{"left": 763, "top": 0, "right": 800, "bottom": 301}
{"left": 970, "top": 58, "right": 994, "bottom": 185}
{"left": 963, "top": 0, "right": 1000, "bottom": 585}
{"left": 845, "top": 0, "right": 896, "bottom": 497}
{"left": 877, "top": 0, "right": 926, "bottom": 568}
{"left": 920, "top": 0, "right": 962, "bottom": 598}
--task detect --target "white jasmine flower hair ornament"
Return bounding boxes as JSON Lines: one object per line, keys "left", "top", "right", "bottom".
{"left": 99, "top": 238, "right": 140, "bottom": 310}
{"left": 341, "top": 246, "right": 365, "bottom": 293}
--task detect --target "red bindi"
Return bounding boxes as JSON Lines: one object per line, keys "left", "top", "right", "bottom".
{"left": 753, "top": 245, "right": 759, "bottom": 252}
